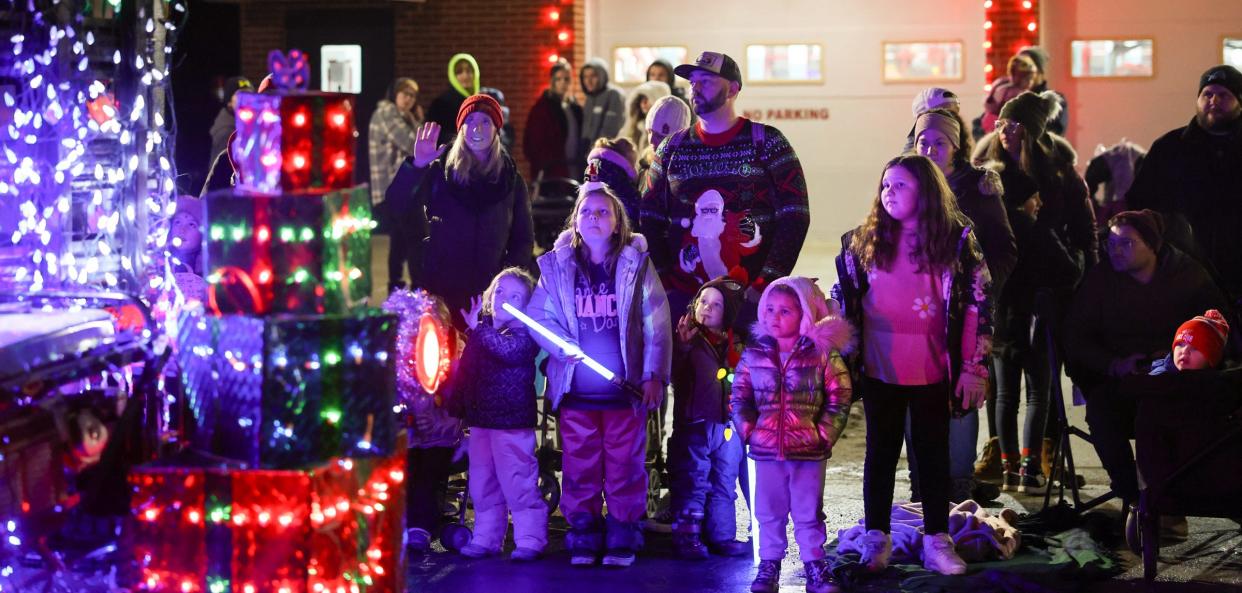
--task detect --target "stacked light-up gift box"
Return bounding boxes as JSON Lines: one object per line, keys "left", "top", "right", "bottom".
{"left": 132, "top": 50, "right": 405, "bottom": 593}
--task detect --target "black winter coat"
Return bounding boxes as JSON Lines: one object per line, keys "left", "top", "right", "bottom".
{"left": 1127, "top": 117, "right": 1242, "bottom": 301}
{"left": 946, "top": 163, "right": 1018, "bottom": 295}
{"left": 386, "top": 152, "right": 534, "bottom": 322}
{"left": 672, "top": 327, "right": 737, "bottom": 426}
{"left": 449, "top": 319, "right": 540, "bottom": 430}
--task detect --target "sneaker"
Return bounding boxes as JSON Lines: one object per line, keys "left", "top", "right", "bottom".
{"left": 858, "top": 529, "right": 892, "bottom": 573}
{"left": 673, "top": 533, "right": 710, "bottom": 560}
{"left": 570, "top": 552, "right": 597, "bottom": 566}
{"left": 707, "top": 539, "right": 752, "bottom": 557}
{"left": 1000, "top": 461, "right": 1020, "bottom": 492}
{"left": 803, "top": 558, "right": 841, "bottom": 593}
{"left": 406, "top": 527, "right": 432, "bottom": 554}
{"left": 922, "top": 533, "right": 967, "bottom": 575}
{"left": 974, "top": 436, "right": 1002, "bottom": 482}
{"left": 601, "top": 549, "right": 636, "bottom": 567}
{"left": 750, "top": 559, "right": 780, "bottom": 593}
{"left": 459, "top": 543, "right": 500, "bottom": 558}
{"left": 510, "top": 547, "right": 541, "bottom": 562}
{"left": 1018, "top": 461, "right": 1048, "bottom": 494}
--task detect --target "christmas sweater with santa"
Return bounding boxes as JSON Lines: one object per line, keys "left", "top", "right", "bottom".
{"left": 639, "top": 118, "right": 809, "bottom": 295}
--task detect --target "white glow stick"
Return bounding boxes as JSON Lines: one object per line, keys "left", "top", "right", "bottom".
{"left": 748, "top": 455, "right": 759, "bottom": 564}
{"left": 502, "top": 302, "right": 618, "bottom": 383}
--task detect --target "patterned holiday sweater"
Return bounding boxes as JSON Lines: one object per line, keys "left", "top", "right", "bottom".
{"left": 639, "top": 118, "right": 809, "bottom": 295}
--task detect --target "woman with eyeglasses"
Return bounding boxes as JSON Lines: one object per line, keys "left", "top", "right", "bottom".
{"left": 972, "top": 90, "right": 1097, "bottom": 494}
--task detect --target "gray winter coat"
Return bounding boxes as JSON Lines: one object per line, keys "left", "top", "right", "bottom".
{"left": 580, "top": 58, "right": 627, "bottom": 149}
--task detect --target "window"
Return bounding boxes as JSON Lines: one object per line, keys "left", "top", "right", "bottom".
{"left": 612, "top": 46, "right": 688, "bottom": 84}
{"left": 1070, "top": 39, "right": 1154, "bottom": 78}
{"left": 1225, "top": 37, "right": 1242, "bottom": 69}
{"left": 745, "top": 44, "right": 823, "bottom": 84}
{"left": 882, "top": 41, "right": 963, "bottom": 83}
{"left": 320, "top": 45, "right": 362, "bottom": 93}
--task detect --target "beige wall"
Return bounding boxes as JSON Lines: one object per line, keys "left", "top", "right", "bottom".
{"left": 587, "top": 0, "right": 989, "bottom": 279}
{"left": 588, "top": 0, "right": 1242, "bottom": 281}
{"left": 1043, "top": 0, "right": 1242, "bottom": 167}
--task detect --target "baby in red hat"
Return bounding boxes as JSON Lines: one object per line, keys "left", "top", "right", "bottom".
{"left": 1168, "top": 310, "right": 1230, "bottom": 371}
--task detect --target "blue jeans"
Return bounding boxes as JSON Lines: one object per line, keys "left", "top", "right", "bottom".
{"left": 994, "top": 314, "right": 1051, "bottom": 467}
{"left": 906, "top": 408, "right": 980, "bottom": 491}
{"left": 668, "top": 421, "right": 743, "bottom": 543}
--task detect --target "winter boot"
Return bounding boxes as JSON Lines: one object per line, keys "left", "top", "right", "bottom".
{"left": 1041, "top": 437, "right": 1055, "bottom": 479}
{"left": 750, "top": 559, "right": 781, "bottom": 593}
{"left": 922, "top": 533, "right": 967, "bottom": 575}
{"left": 974, "top": 436, "right": 1002, "bottom": 482}
{"left": 602, "top": 515, "right": 643, "bottom": 568}
{"left": 1000, "top": 460, "right": 1020, "bottom": 492}
{"left": 565, "top": 513, "right": 604, "bottom": 566}
{"left": 803, "top": 558, "right": 841, "bottom": 593}
{"left": 858, "top": 529, "right": 892, "bottom": 573}
{"left": 707, "top": 539, "right": 751, "bottom": 557}
{"left": 671, "top": 510, "right": 709, "bottom": 560}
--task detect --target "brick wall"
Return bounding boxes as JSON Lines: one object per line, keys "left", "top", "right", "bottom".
{"left": 238, "top": 0, "right": 586, "bottom": 178}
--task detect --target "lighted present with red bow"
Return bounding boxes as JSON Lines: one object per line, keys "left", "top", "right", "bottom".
{"left": 232, "top": 50, "right": 357, "bottom": 196}
{"left": 129, "top": 447, "right": 406, "bottom": 593}
{"left": 203, "top": 185, "right": 372, "bottom": 316}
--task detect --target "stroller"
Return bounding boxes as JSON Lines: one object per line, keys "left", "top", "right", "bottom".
{"left": 529, "top": 173, "right": 580, "bottom": 253}
{"left": 1121, "top": 366, "right": 1242, "bottom": 581}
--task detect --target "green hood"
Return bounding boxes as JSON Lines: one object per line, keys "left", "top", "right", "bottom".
{"left": 447, "top": 53, "right": 480, "bottom": 98}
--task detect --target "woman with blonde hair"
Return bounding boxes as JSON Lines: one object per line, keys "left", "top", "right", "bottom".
{"left": 386, "top": 93, "right": 533, "bottom": 329}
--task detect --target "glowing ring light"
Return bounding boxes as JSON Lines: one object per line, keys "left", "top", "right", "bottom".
{"left": 413, "top": 313, "right": 452, "bottom": 394}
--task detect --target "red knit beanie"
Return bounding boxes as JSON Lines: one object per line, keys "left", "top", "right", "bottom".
{"left": 1173, "top": 309, "right": 1230, "bottom": 367}
{"left": 456, "top": 94, "right": 503, "bottom": 130}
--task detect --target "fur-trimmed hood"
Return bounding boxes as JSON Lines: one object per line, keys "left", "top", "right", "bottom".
{"left": 750, "top": 276, "right": 856, "bottom": 355}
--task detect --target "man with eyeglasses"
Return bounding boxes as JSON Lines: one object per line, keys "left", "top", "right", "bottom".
{"left": 1128, "top": 65, "right": 1242, "bottom": 303}
{"left": 1064, "top": 209, "right": 1227, "bottom": 516}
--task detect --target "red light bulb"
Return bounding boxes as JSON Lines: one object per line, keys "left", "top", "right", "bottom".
{"left": 292, "top": 154, "right": 307, "bottom": 169}
{"left": 293, "top": 112, "right": 307, "bottom": 127}
{"left": 331, "top": 112, "right": 347, "bottom": 127}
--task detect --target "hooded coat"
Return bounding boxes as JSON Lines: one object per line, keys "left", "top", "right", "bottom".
{"left": 579, "top": 59, "right": 627, "bottom": 152}
{"left": 527, "top": 230, "right": 673, "bottom": 411}
{"left": 427, "top": 54, "right": 481, "bottom": 146}
{"left": 385, "top": 151, "right": 533, "bottom": 320}
{"left": 620, "top": 81, "right": 671, "bottom": 154}
{"left": 729, "top": 277, "right": 854, "bottom": 461}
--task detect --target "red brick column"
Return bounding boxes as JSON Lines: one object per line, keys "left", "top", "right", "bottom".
{"left": 984, "top": 0, "right": 1041, "bottom": 91}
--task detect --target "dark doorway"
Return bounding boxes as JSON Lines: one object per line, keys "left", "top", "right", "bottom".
{"left": 171, "top": 0, "right": 242, "bottom": 196}
{"left": 286, "top": 7, "right": 395, "bottom": 188}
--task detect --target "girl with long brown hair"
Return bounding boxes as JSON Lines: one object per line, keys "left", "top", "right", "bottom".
{"left": 832, "top": 155, "right": 994, "bottom": 576}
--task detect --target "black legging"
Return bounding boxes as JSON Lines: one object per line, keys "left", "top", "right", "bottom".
{"left": 388, "top": 230, "right": 422, "bottom": 290}
{"left": 863, "top": 377, "right": 951, "bottom": 535}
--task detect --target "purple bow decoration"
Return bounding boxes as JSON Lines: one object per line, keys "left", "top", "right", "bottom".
{"left": 267, "top": 48, "right": 310, "bottom": 92}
